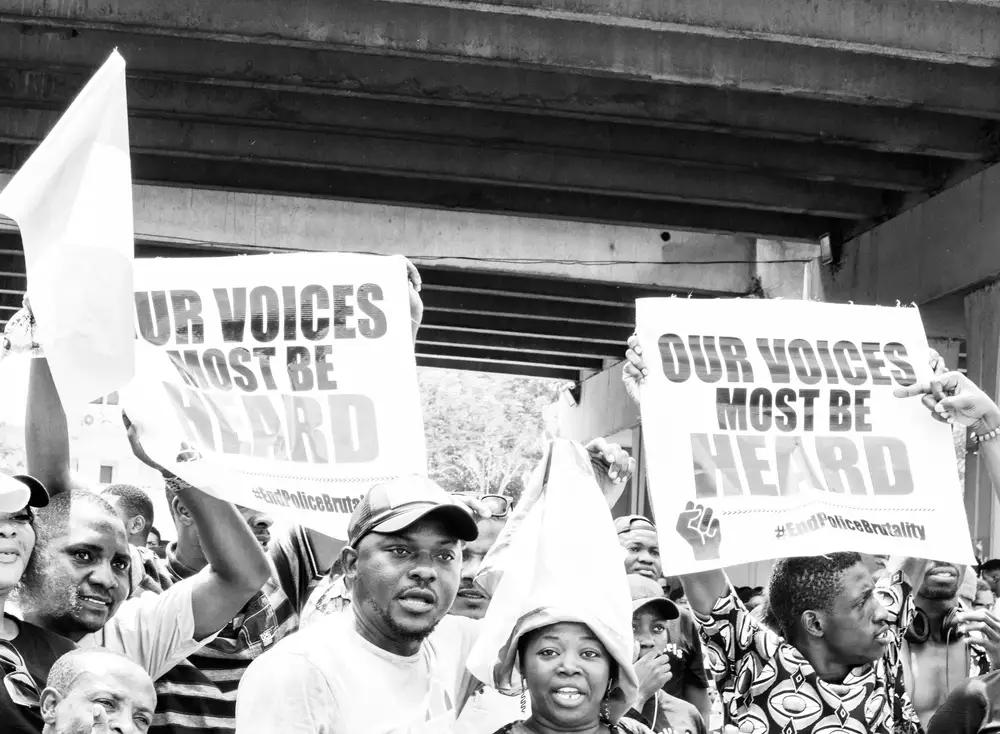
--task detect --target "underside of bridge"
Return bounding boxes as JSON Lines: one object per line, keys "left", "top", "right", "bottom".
{"left": 1, "top": 0, "right": 1000, "bottom": 379}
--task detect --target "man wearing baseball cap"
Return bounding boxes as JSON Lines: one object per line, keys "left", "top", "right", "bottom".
{"left": 236, "top": 475, "right": 483, "bottom": 733}
{"left": 616, "top": 516, "right": 712, "bottom": 725}
{"left": 625, "top": 574, "right": 707, "bottom": 734}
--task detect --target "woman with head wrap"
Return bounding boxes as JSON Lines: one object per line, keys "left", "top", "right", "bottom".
{"left": 488, "top": 614, "right": 652, "bottom": 734}
{"left": 468, "top": 440, "right": 652, "bottom": 734}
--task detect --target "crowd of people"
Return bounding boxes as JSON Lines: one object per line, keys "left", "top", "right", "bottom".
{"left": 2, "top": 260, "right": 1000, "bottom": 734}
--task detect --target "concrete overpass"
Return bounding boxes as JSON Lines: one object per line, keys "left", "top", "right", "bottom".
{"left": 4, "top": 1, "right": 1000, "bottom": 559}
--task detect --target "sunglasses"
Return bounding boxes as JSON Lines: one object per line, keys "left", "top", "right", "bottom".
{"left": 478, "top": 494, "right": 512, "bottom": 519}
{"left": 0, "top": 639, "right": 41, "bottom": 708}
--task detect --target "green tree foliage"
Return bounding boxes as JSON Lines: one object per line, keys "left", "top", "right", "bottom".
{"left": 419, "top": 367, "right": 559, "bottom": 503}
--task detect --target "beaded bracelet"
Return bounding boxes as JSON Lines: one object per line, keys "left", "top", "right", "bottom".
{"left": 971, "top": 426, "right": 1000, "bottom": 444}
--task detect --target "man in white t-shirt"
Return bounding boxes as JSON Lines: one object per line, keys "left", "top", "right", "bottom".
{"left": 236, "top": 475, "right": 483, "bottom": 734}
{"left": 237, "top": 441, "right": 635, "bottom": 734}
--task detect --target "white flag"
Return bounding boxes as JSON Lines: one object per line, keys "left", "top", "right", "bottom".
{"left": 0, "top": 50, "right": 134, "bottom": 405}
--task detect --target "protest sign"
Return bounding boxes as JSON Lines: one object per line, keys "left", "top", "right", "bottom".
{"left": 0, "top": 51, "right": 134, "bottom": 405}
{"left": 121, "top": 253, "right": 426, "bottom": 539}
{"left": 635, "top": 298, "right": 974, "bottom": 574}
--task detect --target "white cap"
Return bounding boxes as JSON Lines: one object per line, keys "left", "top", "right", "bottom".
{"left": 0, "top": 473, "right": 49, "bottom": 513}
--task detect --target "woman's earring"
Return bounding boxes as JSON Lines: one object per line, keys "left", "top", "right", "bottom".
{"left": 600, "top": 697, "right": 611, "bottom": 723}
{"left": 520, "top": 684, "right": 527, "bottom": 715}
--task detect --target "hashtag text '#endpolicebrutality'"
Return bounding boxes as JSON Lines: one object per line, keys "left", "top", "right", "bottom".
{"left": 774, "top": 513, "right": 925, "bottom": 541}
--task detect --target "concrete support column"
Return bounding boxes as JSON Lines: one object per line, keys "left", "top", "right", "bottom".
{"left": 964, "top": 282, "right": 1000, "bottom": 557}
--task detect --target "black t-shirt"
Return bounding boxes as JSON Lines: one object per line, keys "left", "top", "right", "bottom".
{"left": 927, "top": 671, "right": 1000, "bottom": 734}
{"left": 662, "top": 609, "right": 709, "bottom": 700}
{"left": 1, "top": 614, "right": 77, "bottom": 734}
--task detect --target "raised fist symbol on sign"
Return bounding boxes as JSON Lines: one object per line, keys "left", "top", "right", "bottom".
{"left": 675, "top": 501, "right": 723, "bottom": 562}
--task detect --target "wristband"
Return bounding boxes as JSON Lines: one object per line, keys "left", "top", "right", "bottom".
{"left": 971, "top": 426, "right": 1000, "bottom": 444}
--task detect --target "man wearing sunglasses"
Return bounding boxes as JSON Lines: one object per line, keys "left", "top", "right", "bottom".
{"left": 616, "top": 515, "right": 712, "bottom": 727}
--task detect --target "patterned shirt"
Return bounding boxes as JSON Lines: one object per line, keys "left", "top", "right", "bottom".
{"left": 699, "top": 573, "right": 921, "bottom": 734}
{"left": 149, "top": 525, "right": 320, "bottom": 734}
{"left": 301, "top": 570, "right": 351, "bottom": 626}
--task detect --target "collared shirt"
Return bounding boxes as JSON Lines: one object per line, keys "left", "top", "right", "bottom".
{"left": 149, "top": 525, "right": 319, "bottom": 734}
{"left": 699, "top": 573, "right": 921, "bottom": 734}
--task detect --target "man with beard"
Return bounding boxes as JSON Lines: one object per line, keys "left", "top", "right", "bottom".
{"left": 900, "top": 561, "right": 1000, "bottom": 728}
{"left": 39, "top": 648, "right": 156, "bottom": 734}
{"left": 236, "top": 441, "right": 635, "bottom": 733}
{"left": 236, "top": 475, "right": 484, "bottom": 734}
{"left": 616, "top": 515, "right": 711, "bottom": 725}
{"left": 18, "top": 356, "right": 272, "bottom": 684}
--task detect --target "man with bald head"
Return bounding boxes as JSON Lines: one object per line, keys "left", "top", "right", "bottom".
{"left": 40, "top": 647, "right": 156, "bottom": 734}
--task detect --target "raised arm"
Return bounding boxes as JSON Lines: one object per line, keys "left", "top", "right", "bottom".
{"left": 26, "top": 356, "right": 74, "bottom": 496}
{"left": 624, "top": 334, "right": 729, "bottom": 616}
{"left": 170, "top": 475, "right": 271, "bottom": 640}
{"left": 125, "top": 424, "right": 270, "bottom": 640}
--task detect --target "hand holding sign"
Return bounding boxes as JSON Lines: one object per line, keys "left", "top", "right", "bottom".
{"left": 893, "top": 370, "right": 1000, "bottom": 433}
{"left": 405, "top": 257, "right": 424, "bottom": 340}
{"left": 622, "top": 333, "right": 647, "bottom": 405}
{"left": 676, "top": 501, "right": 722, "bottom": 562}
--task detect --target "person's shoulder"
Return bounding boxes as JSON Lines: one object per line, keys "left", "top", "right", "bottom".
{"left": 11, "top": 616, "right": 76, "bottom": 658}
{"left": 655, "top": 691, "right": 704, "bottom": 732}
{"left": 616, "top": 716, "right": 656, "bottom": 734}
{"left": 431, "top": 614, "right": 481, "bottom": 653}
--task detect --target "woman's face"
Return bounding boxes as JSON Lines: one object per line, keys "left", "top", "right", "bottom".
{"left": 0, "top": 506, "right": 35, "bottom": 594}
{"left": 522, "top": 622, "right": 612, "bottom": 730}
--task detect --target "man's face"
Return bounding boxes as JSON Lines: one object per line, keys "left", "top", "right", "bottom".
{"left": 982, "top": 569, "right": 1000, "bottom": 596}
{"left": 145, "top": 534, "right": 160, "bottom": 551}
{"left": 350, "top": 515, "right": 460, "bottom": 643}
{"left": 236, "top": 505, "right": 273, "bottom": 549}
{"left": 619, "top": 527, "right": 661, "bottom": 581}
{"left": 451, "top": 518, "right": 503, "bottom": 620}
{"left": 23, "top": 505, "right": 131, "bottom": 639}
{"left": 820, "top": 562, "right": 891, "bottom": 666}
{"left": 43, "top": 658, "right": 156, "bottom": 734}
{"left": 917, "top": 561, "right": 962, "bottom": 601}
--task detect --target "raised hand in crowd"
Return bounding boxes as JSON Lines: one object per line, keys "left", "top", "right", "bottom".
{"left": 16, "top": 302, "right": 270, "bottom": 680}
{"left": 954, "top": 608, "right": 1000, "bottom": 669}
{"left": 894, "top": 369, "right": 1000, "bottom": 432}
{"left": 405, "top": 256, "right": 423, "bottom": 343}
{"left": 622, "top": 332, "right": 647, "bottom": 405}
